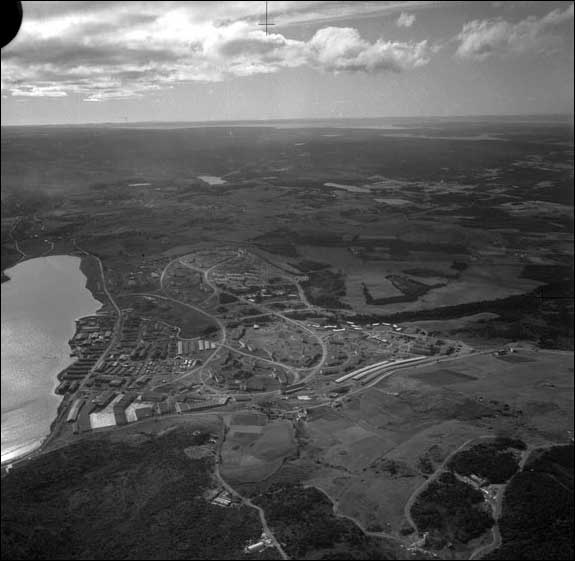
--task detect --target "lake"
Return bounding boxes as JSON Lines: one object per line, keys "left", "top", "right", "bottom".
{"left": 1, "top": 255, "right": 101, "bottom": 463}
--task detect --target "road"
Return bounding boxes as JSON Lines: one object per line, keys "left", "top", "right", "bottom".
{"left": 469, "top": 489, "right": 503, "bottom": 560}
{"left": 128, "top": 291, "right": 228, "bottom": 390}
{"left": 214, "top": 425, "right": 289, "bottom": 560}
{"left": 160, "top": 252, "right": 328, "bottom": 386}
{"left": 81, "top": 254, "right": 123, "bottom": 385}
{"left": 403, "top": 435, "right": 494, "bottom": 533}
{"left": 8, "top": 218, "right": 26, "bottom": 262}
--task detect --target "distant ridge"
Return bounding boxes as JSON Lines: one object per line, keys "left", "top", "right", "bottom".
{"left": 2, "top": 114, "right": 573, "bottom": 129}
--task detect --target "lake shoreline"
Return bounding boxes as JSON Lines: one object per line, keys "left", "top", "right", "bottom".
{"left": 1, "top": 255, "right": 102, "bottom": 465}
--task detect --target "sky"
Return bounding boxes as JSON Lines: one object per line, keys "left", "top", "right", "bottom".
{"left": 1, "top": 1, "right": 574, "bottom": 125}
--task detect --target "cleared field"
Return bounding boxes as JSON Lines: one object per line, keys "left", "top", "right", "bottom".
{"left": 116, "top": 294, "right": 218, "bottom": 338}
{"left": 344, "top": 271, "right": 404, "bottom": 308}
{"left": 409, "top": 368, "right": 478, "bottom": 386}
{"left": 230, "top": 412, "right": 267, "bottom": 426}
{"left": 297, "top": 350, "right": 573, "bottom": 539}
{"left": 221, "top": 420, "right": 296, "bottom": 484}
{"left": 495, "top": 353, "right": 536, "bottom": 363}
{"left": 379, "top": 350, "right": 574, "bottom": 439}
{"left": 338, "top": 474, "right": 425, "bottom": 534}
{"left": 230, "top": 425, "right": 264, "bottom": 434}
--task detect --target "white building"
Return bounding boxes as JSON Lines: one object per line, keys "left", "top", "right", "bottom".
{"left": 125, "top": 400, "right": 157, "bottom": 423}
{"left": 89, "top": 394, "right": 124, "bottom": 429}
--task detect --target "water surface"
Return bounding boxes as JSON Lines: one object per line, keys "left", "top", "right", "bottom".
{"left": 1, "top": 255, "right": 100, "bottom": 463}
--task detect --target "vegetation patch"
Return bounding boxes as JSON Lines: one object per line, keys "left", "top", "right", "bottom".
{"left": 252, "top": 483, "right": 397, "bottom": 560}
{"left": 448, "top": 440, "right": 522, "bottom": 484}
{"left": 483, "top": 445, "right": 574, "bottom": 560}
{"left": 1, "top": 427, "right": 262, "bottom": 560}
{"left": 302, "top": 269, "right": 350, "bottom": 309}
{"left": 410, "top": 471, "right": 494, "bottom": 547}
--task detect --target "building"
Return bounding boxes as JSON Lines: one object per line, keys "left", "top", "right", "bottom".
{"left": 140, "top": 392, "right": 166, "bottom": 402}
{"left": 135, "top": 406, "right": 155, "bottom": 421}
{"left": 66, "top": 398, "right": 85, "bottom": 423}
{"left": 89, "top": 394, "right": 125, "bottom": 429}
{"left": 244, "top": 541, "right": 265, "bottom": 553}
{"left": 125, "top": 400, "right": 157, "bottom": 423}
{"left": 156, "top": 401, "right": 172, "bottom": 415}
{"left": 112, "top": 393, "right": 137, "bottom": 425}
{"left": 92, "top": 390, "right": 116, "bottom": 408}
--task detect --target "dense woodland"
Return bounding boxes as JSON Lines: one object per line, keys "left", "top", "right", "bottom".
{"left": 484, "top": 444, "right": 574, "bottom": 561}
{"left": 1, "top": 428, "right": 262, "bottom": 560}
{"left": 301, "top": 269, "right": 350, "bottom": 309}
{"left": 411, "top": 472, "right": 494, "bottom": 547}
{"left": 252, "top": 483, "right": 397, "bottom": 560}
{"left": 448, "top": 440, "right": 523, "bottom": 484}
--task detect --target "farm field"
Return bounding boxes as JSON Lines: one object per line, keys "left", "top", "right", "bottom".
{"left": 221, "top": 416, "right": 297, "bottom": 484}
{"left": 293, "top": 348, "right": 573, "bottom": 541}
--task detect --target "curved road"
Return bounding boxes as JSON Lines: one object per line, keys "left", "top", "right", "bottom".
{"left": 403, "top": 435, "right": 494, "bottom": 533}
{"left": 161, "top": 252, "right": 328, "bottom": 385}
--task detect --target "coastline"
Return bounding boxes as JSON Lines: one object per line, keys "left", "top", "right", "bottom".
{"left": 1, "top": 253, "right": 104, "bottom": 466}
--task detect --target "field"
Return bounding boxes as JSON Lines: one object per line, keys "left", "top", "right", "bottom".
{"left": 115, "top": 293, "right": 218, "bottom": 338}
{"left": 221, "top": 416, "right": 297, "bottom": 484}
{"left": 410, "top": 369, "right": 478, "bottom": 386}
{"left": 294, "top": 348, "right": 573, "bottom": 539}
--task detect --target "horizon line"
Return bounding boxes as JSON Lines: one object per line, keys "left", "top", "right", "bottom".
{"left": 2, "top": 112, "right": 574, "bottom": 128}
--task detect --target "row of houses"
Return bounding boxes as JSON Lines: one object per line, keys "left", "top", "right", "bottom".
{"left": 177, "top": 339, "right": 218, "bottom": 355}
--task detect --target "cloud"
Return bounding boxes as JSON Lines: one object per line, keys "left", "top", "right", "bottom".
{"left": 396, "top": 12, "right": 416, "bottom": 27}
{"left": 2, "top": 2, "right": 434, "bottom": 100}
{"left": 456, "top": 3, "right": 574, "bottom": 60}
{"left": 308, "top": 27, "right": 429, "bottom": 72}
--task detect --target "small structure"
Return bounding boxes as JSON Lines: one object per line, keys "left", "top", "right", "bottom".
{"left": 244, "top": 541, "right": 265, "bottom": 554}
{"left": 66, "top": 398, "right": 85, "bottom": 423}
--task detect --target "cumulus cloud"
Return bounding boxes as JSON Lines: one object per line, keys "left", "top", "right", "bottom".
{"left": 396, "top": 12, "right": 416, "bottom": 27}
{"left": 456, "top": 3, "right": 574, "bottom": 60}
{"left": 308, "top": 27, "right": 429, "bottom": 71}
{"left": 1, "top": 2, "right": 433, "bottom": 100}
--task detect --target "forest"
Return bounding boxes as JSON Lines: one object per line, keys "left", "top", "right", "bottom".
{"left": 252, "top": 483, "right": 397, "bottom": 560}
{"left": 1, "top": 427, "right": 263, "bottom": 560}
{"left": 410, "top": 472, "right": 494, "bottom": 547}
{"left": 484, "top": 445, "right": 574, "bottom": 560}
{"left": 448, "top": 440, "right": 522, "bottom": 484}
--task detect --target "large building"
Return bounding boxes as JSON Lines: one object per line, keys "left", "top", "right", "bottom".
{"left": 89, "top": 394, "right": 125, "bottom": 429}
{"left": 125, "top": 399, "right": 157, "bottom": 423}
